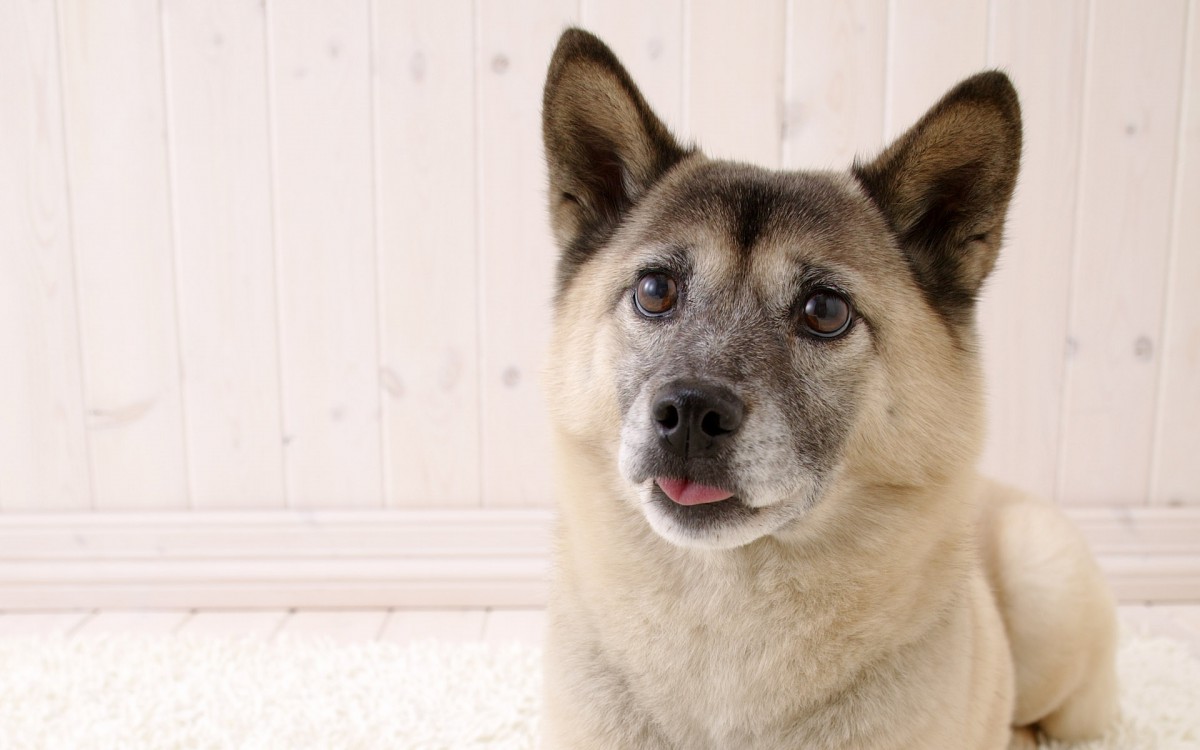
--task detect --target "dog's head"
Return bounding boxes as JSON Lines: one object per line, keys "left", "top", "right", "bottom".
{"left": 542, "top": 29, "right": 1020, "bottom": 549}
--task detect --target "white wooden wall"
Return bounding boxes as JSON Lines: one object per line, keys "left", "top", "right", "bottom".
{"left": 1, "top": 0, "right": 1198, "bottom": 607}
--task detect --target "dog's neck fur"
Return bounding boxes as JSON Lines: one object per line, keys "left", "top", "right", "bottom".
{"left": 552, "top": 432, "right": 982, "bottom": 662}
{"left": 548, "top": 436, "right": 994, "bottom": 747}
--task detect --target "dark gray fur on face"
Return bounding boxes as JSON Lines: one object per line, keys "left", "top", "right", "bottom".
{"left": 607, "top": 168, "right": 872, "bottom": 502}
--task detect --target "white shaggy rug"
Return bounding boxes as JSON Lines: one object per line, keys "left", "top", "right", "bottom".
{"left": 0, "top": 630, "right": 1196, "bottom": 749}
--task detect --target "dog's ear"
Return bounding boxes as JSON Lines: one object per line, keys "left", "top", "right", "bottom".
{"left": 543, "top": 28, "right": 692, "bottom": 278}
{"left": 853, "top": 72, "right": 1021, "bottom": 327}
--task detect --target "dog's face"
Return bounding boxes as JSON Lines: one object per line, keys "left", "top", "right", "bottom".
{"left": 542, "top": 30, "right": 1020, "bottom": 549}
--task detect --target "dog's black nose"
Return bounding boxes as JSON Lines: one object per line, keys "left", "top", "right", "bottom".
{"left": 652, "top": 379, "right": 744, "bottom": 459}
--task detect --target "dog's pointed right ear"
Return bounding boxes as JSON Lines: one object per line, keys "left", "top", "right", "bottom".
{"left": 542, "top": 28, "right": 692, "bottom": 267}
{"left": 852, "top": 72, "right": 1021, "bottom": 329}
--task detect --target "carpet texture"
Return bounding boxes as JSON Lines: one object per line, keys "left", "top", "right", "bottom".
{"left": 0, "top": 630, "right": 1195, "bottom": 749}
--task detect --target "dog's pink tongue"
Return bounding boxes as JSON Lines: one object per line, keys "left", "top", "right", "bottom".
{"left": 657, "top": 478, "right": 734, "bottom": 506}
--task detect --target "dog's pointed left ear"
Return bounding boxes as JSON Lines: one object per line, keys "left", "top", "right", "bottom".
{"left": 853, "top": 72, "right": 1021, "bottom": 325}
{"left": 543, "top": 28, "right": 693, "bottom": 272}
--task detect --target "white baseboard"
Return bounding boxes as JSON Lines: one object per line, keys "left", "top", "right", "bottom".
{"left": 0, "top": 509, "right": 552, "bottom": 610}
{"left": 0, "top": 506, "right": 1196, "bottom": 609}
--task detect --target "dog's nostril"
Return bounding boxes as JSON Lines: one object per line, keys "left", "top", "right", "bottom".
{"left": 700, "top": 410, "right": 729, "bottom": 437}
{"left": 654, "top": 403, "right": 679, "bottom": 430}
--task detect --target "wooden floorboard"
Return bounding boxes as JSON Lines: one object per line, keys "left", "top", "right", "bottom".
{"left": 379, "top": 608, "right": 487, "bottom": 643}
{"left": 74, "top": 610, "right": 190, "bottom": 636}
{"left": 2, "top": 606, "right": 1198, "bottom": 654}
{"left": 277, "top": 609, "right": 389, "bottom": 643}
{"left": 0, "top": 611, "right": 91, "bottom": 637}
{"left": 175, "top": 610, "right": 289, "bottom": 639}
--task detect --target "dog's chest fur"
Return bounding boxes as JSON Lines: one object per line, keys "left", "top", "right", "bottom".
{"left": 545, "top": 476, "right": 1012, "bottom": 750}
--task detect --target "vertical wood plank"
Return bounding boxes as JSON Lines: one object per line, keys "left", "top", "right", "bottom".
{"left": 686, "top": 0, "right": 787, "bottom": 167}
{"left": 58, "top": 0, "right": 187, "bottom": 509}
{"left": 268, "top": 0, "right": 381, "bottom": 507}
{"left": 476, "top": 0, "right": 578, "bottom": 506}
{"left": 583, "top": 0, "right": 685, "bottom": 131}
{"left": 0, "top": 0, "right": 89, "bottom": 510}
{"left": 162, "top": 0, "right": 285, "bottom": 509}
{"left": 1152, "top": 0, "right": 1200, "bottom": 506}
{"left": 976, "top": 0, "right": 1089, "bottom": 500}
{"left": 884, "top": 0, "right": 988, "bottom": 138}
{"left": 783, "top": 0, "right": 887, "bottom": 170}
{"left": 375, "top": 1, "right": 479, "bottom": 507}
{"left": 1057, "top": 0, "right": 1188, "bottom": 505}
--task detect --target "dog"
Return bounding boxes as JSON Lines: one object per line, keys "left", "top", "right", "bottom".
{"left": 539, "top": 28, "right": 1118, "bottom": 750}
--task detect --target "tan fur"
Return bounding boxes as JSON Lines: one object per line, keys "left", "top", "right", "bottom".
{"left": 540, "top": 28, "right": 1118, "bottom": 749}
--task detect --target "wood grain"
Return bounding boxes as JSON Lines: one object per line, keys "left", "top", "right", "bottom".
{"left": 783, "top": 0, "right": 887, "bottom": 169}
{"left": 687, "top": 0, "right": 787, "bottom": 166}
{"left": 0, "top": 0, "right": 89, "bottom": 509}
{"left": 1057, "top": 0, "right": 1189, "bottom": 505}
{"left": 976, "top": 0, "right": 1088, "bottom": 500}
{"left": 162, "top": 0, "right": 285, "bottom": 508}
{"left": 884, "top": 0, "right": 988, "bottom": 138}
{"left": 0, "top": 3, "right": 1197, "bottom": 597}
{"left": 268, "top": 0, "right": 382, "bottom": 507}
{"left": 476, "top": 0, "right": 577, "bottom": 506}
{"left": 375, "top": 0, "right": 480, "bottom": 506}
{"left": 58, "top": 0, "right": 187, "bottom": 509}
{"left": 1151, "top": 0, "right": 1200, "bottom": 507}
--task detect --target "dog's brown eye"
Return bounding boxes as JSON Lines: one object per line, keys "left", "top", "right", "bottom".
{"left": 634, "top": 272, "right": 678, "bottom": 317}
{"left": 801, "top": 289, "right": 852, "bottom": 338}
